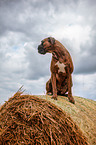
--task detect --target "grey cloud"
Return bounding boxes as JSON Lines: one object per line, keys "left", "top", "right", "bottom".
{"left": 85, "top": 0, "right": 96, "bottom": 6}
{"left": 74, "top": 30, "right": 96, "bottom": 74}
{"left": 0, "top": 0, "right": 80, "bottom": 37}
{"left": 0, "top": 0, "right": 53, "bottom": 42}
{"left": 75, "top": 55, "right": 96, "bottom": 74}
{"left": 24, "top": 44, "right": 51, "bottom": 80}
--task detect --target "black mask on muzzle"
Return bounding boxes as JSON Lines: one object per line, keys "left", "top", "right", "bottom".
{"left": 38, "top": 44, "right": 46, "bottom": 54}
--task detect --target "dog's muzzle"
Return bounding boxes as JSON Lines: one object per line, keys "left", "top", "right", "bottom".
{"left": 38, "top": 44, "right": 46, "bottom": 54}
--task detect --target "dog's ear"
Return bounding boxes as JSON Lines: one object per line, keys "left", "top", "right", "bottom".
{"left": 48, "top": 37, "right": 55, "bottom": 45}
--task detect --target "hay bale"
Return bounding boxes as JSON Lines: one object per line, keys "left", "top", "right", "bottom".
{"left": 0, "top": 91, "right": 88, "bottom": 145}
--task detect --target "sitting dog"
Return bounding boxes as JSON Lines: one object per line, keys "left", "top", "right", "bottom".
{"left": 38, "top": 37, "right": 75, "bottom": 104}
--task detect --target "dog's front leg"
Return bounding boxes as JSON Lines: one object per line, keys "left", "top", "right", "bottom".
{"left": 67, "top": 73, "right": 75, "bottom": 104}
{"left": 51, "top": 73, "right": 57, "bottom": 100}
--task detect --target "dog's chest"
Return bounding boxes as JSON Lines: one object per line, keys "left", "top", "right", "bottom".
{"left": 55, "top": 61, "right": 66, "bottom": 73}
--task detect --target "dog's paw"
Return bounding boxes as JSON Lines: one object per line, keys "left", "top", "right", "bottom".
{"left": 51, "top": 95, "right": 57, "bottom": 100}
{"left": 68, "top": 97, "right": 75, "bottom": 104}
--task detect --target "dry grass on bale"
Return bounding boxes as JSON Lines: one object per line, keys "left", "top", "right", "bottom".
{"left": 39, "top": 95, "right": 96, "bottom": 145}
{"left": 0, "top": 90, "right": 88, "bottom": 144}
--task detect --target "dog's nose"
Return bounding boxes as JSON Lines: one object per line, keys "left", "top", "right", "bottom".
{"left": 38, "top": 45, "right": 43, "bottom": 52}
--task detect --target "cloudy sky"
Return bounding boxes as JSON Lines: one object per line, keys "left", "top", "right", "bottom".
{"left": 0, "top": 0, "right": 96, "bottom": 104}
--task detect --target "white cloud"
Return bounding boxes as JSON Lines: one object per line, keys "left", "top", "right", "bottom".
{"left": 48, "top": 25, "right": 91, "bottom": 49}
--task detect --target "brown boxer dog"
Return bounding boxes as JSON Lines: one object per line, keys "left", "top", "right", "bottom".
{"left": 38, "top": 37, "right": 75, "bottom": 104}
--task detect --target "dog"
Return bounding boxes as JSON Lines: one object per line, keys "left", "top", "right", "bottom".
{"left": 38, "top": 37, "right": 75, "bottom": 104}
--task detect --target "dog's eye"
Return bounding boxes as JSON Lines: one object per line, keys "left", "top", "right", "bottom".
{"left": 48, "top": 38, "right": 51, "bottom": 43}
{"left": 41, "top": 41, "right": 44, "bottom": 45}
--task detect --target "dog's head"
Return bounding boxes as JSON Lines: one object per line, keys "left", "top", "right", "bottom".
{"left": 38, "top": 37, "right": 55, "bottom": 55}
